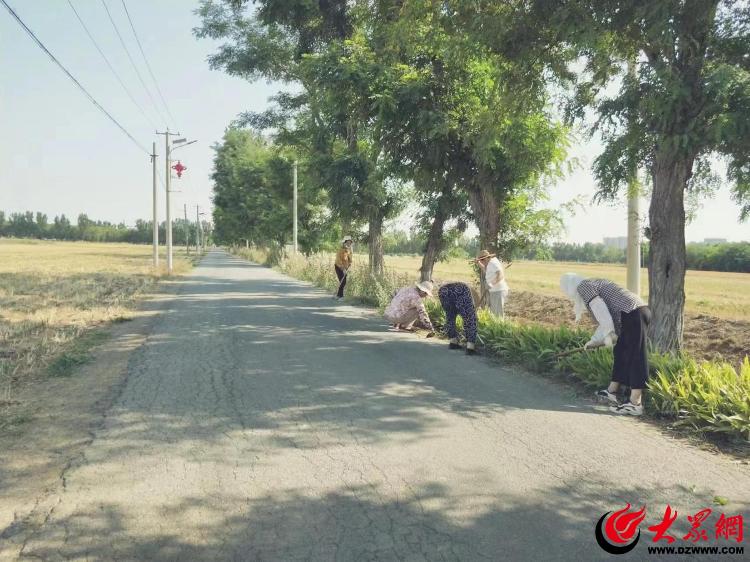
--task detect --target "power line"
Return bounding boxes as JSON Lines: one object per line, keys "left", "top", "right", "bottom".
{"left": 0, "top": 0, "right": 149, "bottom": 155}
{"left": 67, "top": 0, "right": 156, "bottom": 130}
{"left": 100, "top": 0, "right": 167, "bottom": 127}
{"left": 120, "top": 0, "right": 178, "bottom": 129}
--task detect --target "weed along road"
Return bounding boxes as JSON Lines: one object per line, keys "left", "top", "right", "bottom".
{"left": 15, "top": 250, "right": 750, "bottom": 561}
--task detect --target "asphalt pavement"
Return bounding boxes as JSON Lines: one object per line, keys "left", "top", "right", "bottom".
{"left": 18, "top": 250, "right": 750, "bottom": 561}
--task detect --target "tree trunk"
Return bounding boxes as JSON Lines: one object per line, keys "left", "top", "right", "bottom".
{"left": 368, "top": 208, "right": 385, "bottom": 276}
{"left": 419, "top": 192, "right": 451, "bottom": 282}
{"left": 467, "top": 186, "right": 500, "bottom": 254}
{"left": 467, "top": 185, "right": 499, "bottom": 306}
{"left": 648, "top": 152, "right": 693, "bottom": 353}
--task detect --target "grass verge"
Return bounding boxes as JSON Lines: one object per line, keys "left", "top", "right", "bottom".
{"left": 47, "top": 330, "right": 111, "bottom": 377}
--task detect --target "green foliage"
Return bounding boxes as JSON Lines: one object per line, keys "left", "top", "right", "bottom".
{"left": 210, "top": 129, "right": 334, "bottom": 251}
{"left": 0, "top": 211, "right": 208, "bottom": 246}
{"left": 459, "top": 0, "right": 750, "bottom": 351}
{"left": 556, "top": 348, "right": 614, "bottom": 389}
{"left": 273, "top": 252, "right": 414, "bottom": 309}
{"left": 496, "top": 190, "right": 565, "bottom": 260}
{"left": 196, "top": 0, "right": 570, "bottom": 272}
{"left": 477, "top": 311, "right": 589, "bottom": 372}
{"left": 48, "top": 331, "right": 110, "bottom": 377}
{"left": 649, "top": 358, "right": 750, "bottom": 437}
{"left": 684, "top": 242, "right": 750, "bottom": 273}
{"left": 517, "top": 241, "right": 750, "bottom": 273}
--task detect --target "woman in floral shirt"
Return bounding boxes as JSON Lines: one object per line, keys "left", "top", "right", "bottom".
{"left": 384, "top": 281, "right": 435, "bottom": 332}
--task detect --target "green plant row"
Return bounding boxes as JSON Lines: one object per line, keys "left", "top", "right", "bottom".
{"left": 233, "top": 248, "right": 750, "bottom": 441}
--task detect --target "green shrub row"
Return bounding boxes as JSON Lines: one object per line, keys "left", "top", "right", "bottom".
{"left": 233, "top": 248, "right": 750, "bottom": 441}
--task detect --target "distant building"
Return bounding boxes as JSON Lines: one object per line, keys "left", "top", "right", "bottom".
{"left": 703, "top": 238, "right": 727, "bottom": 245}
{"left": 603, "top": 236, "right": 628, "bottom": 250}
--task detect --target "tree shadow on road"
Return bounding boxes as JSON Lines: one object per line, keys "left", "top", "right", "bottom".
{"left": 73, "top": 266, "right": 608, "bottom": 465}
{"left": 20, "top": 476, "right": 724, "bottom": 561}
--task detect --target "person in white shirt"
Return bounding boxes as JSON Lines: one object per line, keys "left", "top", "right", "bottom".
{"left": 476, "top": 250, "right": 509, "bottom": 319}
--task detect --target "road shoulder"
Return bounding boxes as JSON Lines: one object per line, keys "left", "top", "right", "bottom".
{"left": 0, "top": 279, "right": 183, "bottom": 560}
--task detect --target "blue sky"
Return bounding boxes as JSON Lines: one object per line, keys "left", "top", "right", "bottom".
{"left": 1, "top": 1, "right": 747, "bottom": 243}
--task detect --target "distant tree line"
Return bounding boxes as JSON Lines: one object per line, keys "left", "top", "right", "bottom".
{"left": 381, "top": 229, "right": 749, "bottom": 273}
{"left": 521, "top": 241, "right": 750, "bottom": 273}
{"left": 0, "top": 210, "right": 208, "bottom": 246}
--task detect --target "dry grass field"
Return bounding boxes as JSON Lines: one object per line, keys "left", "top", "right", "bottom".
{"left": 0, "top": 239, "right": 194, "bottom": 413}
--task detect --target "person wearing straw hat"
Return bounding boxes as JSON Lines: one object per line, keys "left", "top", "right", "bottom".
{"left": 475, "top": 250, "right": 509, "bottom": 319}
{"left": 384, "top": 280, "right": 435, "bottom": 333}
{"left": 334, "top": 236, "right": 353, "bottom": 300}
{"left": 560, "top": 273, "right": 651, "bottom": 416}
{"left": 438, "top": 282, "right": 478, "bottom": 355}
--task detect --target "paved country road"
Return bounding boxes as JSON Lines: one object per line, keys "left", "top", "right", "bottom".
{"left": 15, "top": 250, "right": 750, "bottom": 561}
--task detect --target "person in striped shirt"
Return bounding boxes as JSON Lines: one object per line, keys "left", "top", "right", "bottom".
{"left": 560, "top": 273, "right": 652, "bottom": 416}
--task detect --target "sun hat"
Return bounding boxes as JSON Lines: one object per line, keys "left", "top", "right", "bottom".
{"left": 415, "top": 280, "right": 434, "bottom": 297}
{"left": 476, "top": 250, "right": 496, "bottom": 260}
{"left": 560, "top": 272, "right": 587, "bottom": 322}
{"left": 342, "top": 236, "right": 353, "bottom": 244}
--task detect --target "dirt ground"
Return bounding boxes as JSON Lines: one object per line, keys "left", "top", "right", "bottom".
{"left": 0, "top": 283, "right": 178, "bottom": 557}
{"left": 505, "top": 290, "right": 749, "bottom": 367}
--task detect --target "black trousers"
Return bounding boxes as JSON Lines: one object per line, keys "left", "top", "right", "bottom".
{"left": 335, "top": 266, "right": 347, "bottom": 297}
{"left": 612, "top": 306, "right": 652, "bottom": 389}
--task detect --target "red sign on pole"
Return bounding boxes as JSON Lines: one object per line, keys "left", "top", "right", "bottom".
{"left": 172, "top": 160, "right": 187, "bottom": 178}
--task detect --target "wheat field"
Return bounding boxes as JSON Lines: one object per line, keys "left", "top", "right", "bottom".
{"left": 0, "top": 239, "right": 194, "bottom": 400}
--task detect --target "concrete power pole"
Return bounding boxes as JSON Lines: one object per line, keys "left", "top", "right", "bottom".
{"left": 184, "top": 203, "right": 189, "bottom": 254}
{"left": 166, "top": 134, "right": 172, "bottom": 273}
{"left": 626, "top": 60, "right": 641, "bottom": 296}
{"left": 156, "top": 130, "right": 191, "bottom": 274}
{"left": 293, "top": 159, "right": 298, "bottom": 254}
{"left": 627, "top": 184, "right": 641, "bottom": 295}
{"left": 151, "top": 141, "right": 158, "bottom": 268}
{"left": 155, "top": 131, "right": 176, "bottom": 274}
{"left": 196, "top": 205, "right": 201, "bottom": 252}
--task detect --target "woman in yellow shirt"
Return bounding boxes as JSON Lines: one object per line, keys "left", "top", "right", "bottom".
{"left": 334, "top": 237, "right": 353, "bottom": 300}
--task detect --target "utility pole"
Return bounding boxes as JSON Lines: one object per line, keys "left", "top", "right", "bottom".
{"left": 184, "top": 203, "right": 189, "bottom": 254}
{"left": 626, "top": 60, "right": 641, "bottom": 296}
{"left": 293, "top": 159, "right": 298, "bottom": 254}
{"left": 156, "top": 130, "right": 179, "bottom": 274}
{"left": 151, "top": 142, "right": 158, "bottom": 268}
{"left": 196, "top": 205, "right": 201, "bottom": 253}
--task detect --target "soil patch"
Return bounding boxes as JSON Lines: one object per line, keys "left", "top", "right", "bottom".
{"left": 505, "top": 290, "right": 749, "bottom": 367}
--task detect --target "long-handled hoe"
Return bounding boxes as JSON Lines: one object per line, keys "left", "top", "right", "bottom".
{"left": 555, "top": 346, "right": 588, "bottom": 359}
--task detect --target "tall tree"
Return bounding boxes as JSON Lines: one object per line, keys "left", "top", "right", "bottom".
{"left": 331, "top": 1, "right": 569, "bottom": 278}
{"left": 469, "top": 0, "right": 750, "bottom": 351}
{"left": 195, "top": 0, "right": 403, "bottom": 273}
{"left": 210, "top": 128, "right": 332, "bottom": 254}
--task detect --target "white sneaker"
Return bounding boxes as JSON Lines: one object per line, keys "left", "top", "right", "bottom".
{"left": 595, "top": 389, "right": 618, "bottom": 404}
{"left": 610, "top": 401, "right": 643, "bottom": 416}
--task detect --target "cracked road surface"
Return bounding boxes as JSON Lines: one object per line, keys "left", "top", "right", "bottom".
{"left": 17, "top": 250, "right": 750, "bottom": 561}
